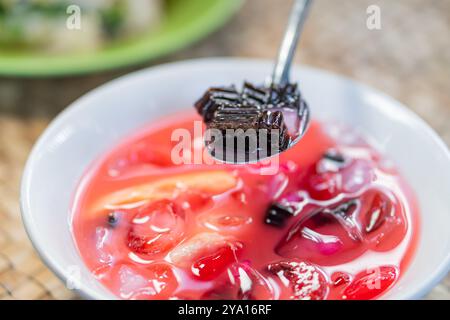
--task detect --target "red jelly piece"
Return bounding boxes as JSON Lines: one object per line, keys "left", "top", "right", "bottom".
{"left": 331, "top": 272, "right": 351, "bottom": 287}
{"left": 191, "top": 245, "right": 241, "bottom": 280}
{"left": 343, "top": 266, "right": 397, "bottom": 300}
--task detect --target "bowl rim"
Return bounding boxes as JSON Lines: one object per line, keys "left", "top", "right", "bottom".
{"left": 20, "top": 57, "right": 450, "bottom": 300}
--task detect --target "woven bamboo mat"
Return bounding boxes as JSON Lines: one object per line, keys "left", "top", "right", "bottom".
{"left": 0, "top": 0, "right": 449, "bottom": 300}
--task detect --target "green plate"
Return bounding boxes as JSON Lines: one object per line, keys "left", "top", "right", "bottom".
{"left": 0, "top": 0, "right": 242, "bottom": 77}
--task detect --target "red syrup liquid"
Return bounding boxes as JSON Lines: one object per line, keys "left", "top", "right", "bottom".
{"left": 71, "top": 111, "right": 419, "bottom": 300}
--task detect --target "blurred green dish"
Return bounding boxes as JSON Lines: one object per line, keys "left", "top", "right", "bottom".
{"left": 0, "top": 0, "right": 242, "bottom": 77}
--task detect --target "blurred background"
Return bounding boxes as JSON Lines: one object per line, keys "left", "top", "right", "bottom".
{"left": 0, "top": 0, "right": 449, "bottom": 299}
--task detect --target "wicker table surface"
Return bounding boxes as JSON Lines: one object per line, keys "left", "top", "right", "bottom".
{"left": 0, "top": 0, "right": 449, "bottom": 300}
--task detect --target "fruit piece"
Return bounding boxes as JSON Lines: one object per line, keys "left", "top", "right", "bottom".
{"left": 267, "top": 260, "right": 328, "bottom": 300}
{"left": 265, "top": 202, "right": 295, "bottom": 227}
{"left": 95, "top": 170, "right": 237, "bottom": 212}
{"left": 169, "top": 232, "right": 239, "bottom": 268}
{"left": 191, "top": 245, "right": 240, "bottom": 280}
{"left": 127, "top": 200, "right": 185, "bottom": 255}
{"left": 112, "top": 263, "right": 178, "bottom": 300}
{"left": 343, "top": 266, "right": 397, "bottom": 300}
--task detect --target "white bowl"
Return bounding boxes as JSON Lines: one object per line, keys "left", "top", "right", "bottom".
{"left": 21, "top": 58, "right": 450, "bottom": 300}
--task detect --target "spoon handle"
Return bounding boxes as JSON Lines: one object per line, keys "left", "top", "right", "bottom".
{"left": 271, "top": 0, "right": 312, "bottom": 87}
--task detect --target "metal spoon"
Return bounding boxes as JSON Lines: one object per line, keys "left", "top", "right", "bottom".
{"left": 268, "top": 0, "right": 312, "bottom": 153}
{"left": 272, "top": 0, "right": 313, "bottom": 87}
{"left": 206, "top": 0, "right": 313, "bottom": 163}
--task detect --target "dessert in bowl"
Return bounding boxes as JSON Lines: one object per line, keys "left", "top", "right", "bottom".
{"left": 21, "top": 58, "right": 450, "bottom": 300}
